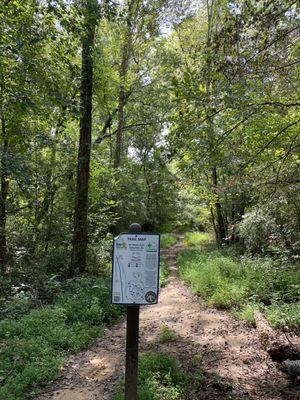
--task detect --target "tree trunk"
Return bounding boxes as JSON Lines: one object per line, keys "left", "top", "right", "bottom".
{"left": 0, "top": 134, "right": 9, "bottom": 275}
{"left": 70, "top": 0, "right": 97, "bottom": 276}
{"left": 212, "top": 167, "right": 226, "bottom": 243}
{"left": 113, "top": 0, "right": 136, "bottom": 168}
{"left": 143, "top": 155, "right": 151, "bottom": 216}
{"left": 210, "top": 206, "right": 218, "bottom": 242}
{"left": 43, "top": 122, "right": 59, "bottom": 255}
{"left": 0, "top": 71, "right": 8, "bottom": 275}
{"left": 113, "top": 87, "right": 127, "bottom": 168}
{"left": 205, "top": 2, "right": 226, "bottom": 244}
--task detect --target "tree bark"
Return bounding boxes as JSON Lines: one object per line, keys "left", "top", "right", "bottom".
{"left": 205, "top": 2, "right": 226, "bottom": 244}
{"left": 113, "top": 0, "right": 136, "bottom": 168}
{"left": 70, "top": 0, "right": 97, "bottom": 276}
{"left": 212, "top": 167, "right": 226, "bottom": 243}
{"left": 0, "top": 73, "right": 8, "bottom": 275}
{"left": 210, "top": 206, "right": 218, "bottom": 242}
{"left": 0, "top": 134, "right": 9, "bottom": 275}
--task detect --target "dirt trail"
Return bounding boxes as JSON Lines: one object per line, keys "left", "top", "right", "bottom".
{"left": 36, "top": 239, "right": 299, "bottom": 400}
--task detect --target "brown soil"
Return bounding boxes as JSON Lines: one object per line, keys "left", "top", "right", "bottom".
{"left": 36, "top": 239, "right": 299, "bottom": 400}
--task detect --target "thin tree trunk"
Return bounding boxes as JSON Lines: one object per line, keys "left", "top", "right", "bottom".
{"left": 143, "top": 156, "right": 151, "bottom": 215}
{"left": 44, "top": 188, "right": 55, "bottom": 255}
{"left": 210, "top": 206, "right": 218, "bottom": 242}
{"left": 0, "top": 73, "right": 8, "bottom": 275}
{"left": 113, "top": 0, "right": 136, "bottom": 168}
{"left": 0, "top": 134, "right": 9, "bottom": 275}
{"left": 42, "top": 151, "right": 56, "bottom": 255}
{"left": 205, "top": 1, "right": 226, "bottom": 243}
{"left": 43, "top": 120, "right": 61, "bottom": 254}
{"left": 70, "top": 0, "right": 97, "bottom": 276}
{"left": 212, "top": 167, "right": 226, "bottom": 243}
{"left": 113, "top": 88, "right": 127, "bottom": 168}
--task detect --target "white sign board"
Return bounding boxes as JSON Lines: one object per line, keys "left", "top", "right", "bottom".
{"left": 111, "top": 233, "right": 160, "bottom": 305}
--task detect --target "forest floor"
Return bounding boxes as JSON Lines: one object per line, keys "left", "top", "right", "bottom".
{"left": 36, "top": 238, "right": 299, "bottom": 400}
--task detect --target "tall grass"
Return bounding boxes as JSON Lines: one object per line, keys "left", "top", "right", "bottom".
{"left": 159, "top": 260, "right": 169, "bottom": 287}
{"left": 177, "top": 246, "right": 300, "bottom": 329}
{"left": 183, "top": 232, "right": 213, "bottom": 248}
{"left": 161, "top": 234, "right": 178, "bottom": 249}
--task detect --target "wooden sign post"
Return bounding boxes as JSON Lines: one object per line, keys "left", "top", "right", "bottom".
{"left": 111, "top": 223, "right": 160, "bottom": 400}
{"left": 125, "top": 223, "right": 141, "bottom": 400}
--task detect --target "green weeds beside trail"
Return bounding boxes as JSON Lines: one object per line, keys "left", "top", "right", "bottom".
{"left": 161, "top": 234, "right": 178, "bottom": 249}
{"left": 114, "top": 352, "right": 203, "bottom": 400}
{"left": 113, "top": 351, "right": 233, "bottom": 399}
{"left": 157, "top": 324, "right": 177, "bottom": 344}
{"left": 159, "top": 260, "right": 169, "bottom": 288}
{"left": 0, "top": 276, "right": 123, "bottom": 400}
{"left": 183, "top": 232, "right": 213, "bottom": 248}
{"left": 178, "top": 233, "right": 300, "bottom": 329}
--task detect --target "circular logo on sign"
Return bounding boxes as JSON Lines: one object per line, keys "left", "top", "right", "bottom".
{"left": 145, "top": 291, "right": 157, "bottom": 304}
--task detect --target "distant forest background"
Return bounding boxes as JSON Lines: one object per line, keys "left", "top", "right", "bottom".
{"left": 1, "top": 0, "right": 299, "bottom": 282}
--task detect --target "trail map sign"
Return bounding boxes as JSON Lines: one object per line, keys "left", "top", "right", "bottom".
{"left": 111, "top": 232, "right": 160, "bottom": 305}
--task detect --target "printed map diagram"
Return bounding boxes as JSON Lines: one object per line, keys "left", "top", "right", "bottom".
{"left": 112, "top": 233, "right": 160, "bottom": 305}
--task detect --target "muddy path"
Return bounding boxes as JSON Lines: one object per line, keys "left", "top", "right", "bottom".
{"left": 36, "top": 239, "right": 299, "bottom": 400}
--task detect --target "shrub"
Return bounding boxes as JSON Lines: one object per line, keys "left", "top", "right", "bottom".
{"left": 238, "top": 207, "right": 278, "bottom": 253}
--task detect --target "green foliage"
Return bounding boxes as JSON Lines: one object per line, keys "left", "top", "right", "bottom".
{"left": 138, "top": 353, "right": 185, "bottom": 386}
{"left": 166, "top": 0, "right": 300, "bottom": 247}
{"left": 161, "top": 234, "right": 178, "bottom": 249}
{"left": 177, "top": 247, "right": 300, "bottom": 328}
{"left": 1, "top": 1, "right": 300, "bottom": 396}
{"left": 238, "top": 207, "right": 278, "bottom": 253}
{"left": 238, "top": 201, "right": 300, "bottom": 256}
{"left": 0, "top": 290, "right": 36, "bottom": 320}
{"left": 234, "top": 303, "right": 260, "bottom": 326}
{"left": 114, "top": 352, "right": 206, "bottom": 400}
{"left": 157, "top": 324, "right": 177, "bottom": 343}
{"left": 54, "top": 276, "right": 123, "bottom": 325}
{"left": 114, "top": 353, "right": 186, "bottom": 400}
{"left": 159, "top": 260, "right": 169, "bottom": 288}
{"left": 174, "top": 189, "right": 211, "bottom": 232}
{"left": 183, "top": 232, "right": 213, "bottom": 248}
{"left": 0, "top": 276, "right": 123, "bottom": 400}
{"left": 266, "top": 303, "right": 300, "bottom": 330}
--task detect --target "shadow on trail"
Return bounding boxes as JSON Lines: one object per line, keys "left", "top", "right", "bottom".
{"left": 142, "top": 331, "right": 299, "bottom": 400}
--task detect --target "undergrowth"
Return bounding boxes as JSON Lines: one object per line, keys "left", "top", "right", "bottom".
{"left": 265, "top": 303, "right": 300, "bottom": 329}
{"left": 114, "top": 352, "right": 203, "bottom": 400}
{"left": 161, "top": 234, "right": 178, "bottom": 249}
{"left": 183, "top": 232, "right": 213, "bottom": 248}
{"left": 113, "top": 351, "right": 238, "bottom": 400}
{"left": 157, "top": 324, "right": 177, "bottom": 343}
{"left": 0, "top": 276, "right": 124, "bottom": 400}
{"left": 160, "top": 260, "right": 169, "bottom": 288}
{"left": 178, "top": 233, "right": 300, "bottom": 329}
